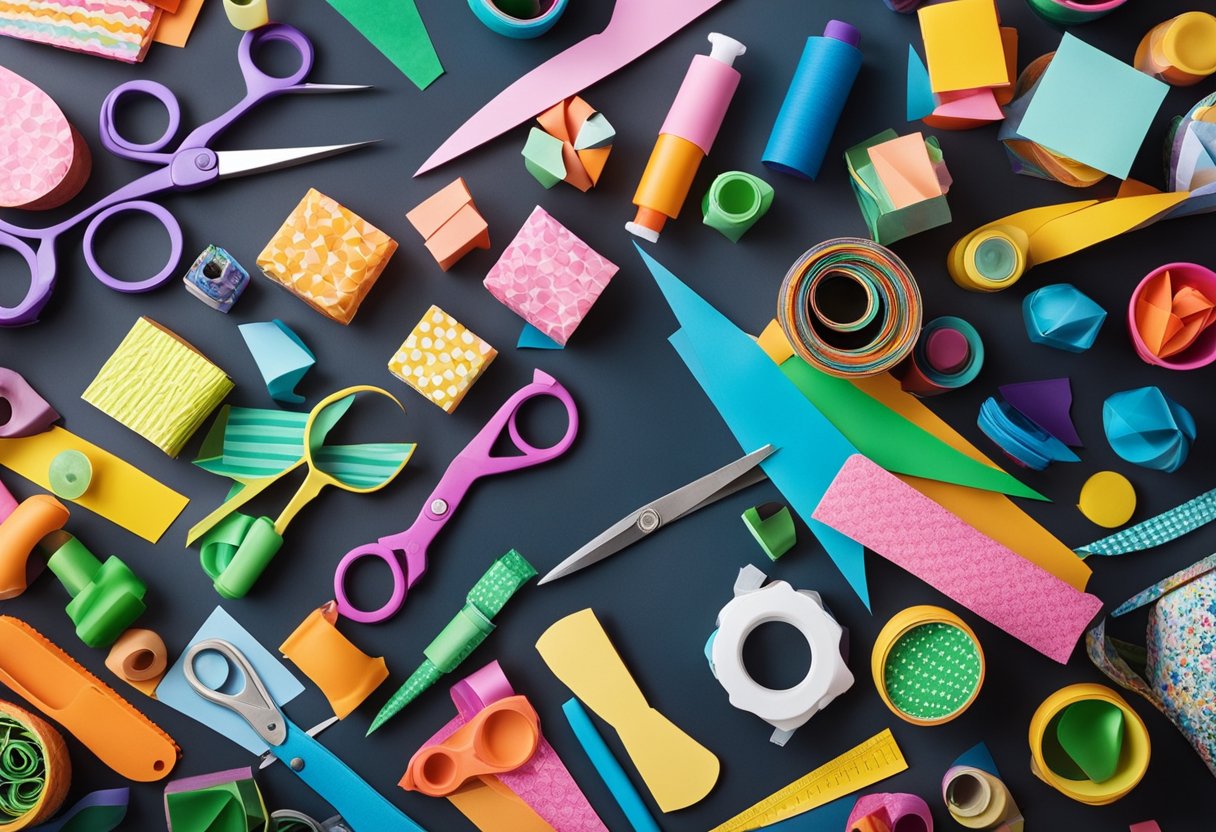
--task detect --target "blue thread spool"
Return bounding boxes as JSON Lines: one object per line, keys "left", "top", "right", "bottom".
{"left": 762, "top": 21, "right": 861, "bottom": 180}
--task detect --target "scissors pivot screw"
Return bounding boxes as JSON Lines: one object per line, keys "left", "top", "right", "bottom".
{"left": 430, "top": 499, "right": 450, "bottom": 516}
{"left": 290, "top": 757, "right": 305, "bottom": 771}
{"left": 638, "top": 508, "right": 661, "bottom": 533}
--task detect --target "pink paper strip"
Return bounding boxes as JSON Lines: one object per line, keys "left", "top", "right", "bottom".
{"left": 813, "top": 454, "right": 1102, "bottom": 663}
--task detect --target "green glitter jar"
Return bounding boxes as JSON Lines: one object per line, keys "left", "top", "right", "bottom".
{"left": 872, "top": 605, "right": 985, "bottom": 725}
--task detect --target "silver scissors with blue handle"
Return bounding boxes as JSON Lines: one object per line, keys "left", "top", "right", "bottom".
{"left": 184, "top": 639, "right": 427, "bottom": 832}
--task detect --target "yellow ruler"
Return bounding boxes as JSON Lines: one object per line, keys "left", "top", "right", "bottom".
{"left": 709, "top": 728, "right": 907, "bottom": 832}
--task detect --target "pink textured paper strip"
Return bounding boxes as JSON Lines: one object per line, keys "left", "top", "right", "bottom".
{"left": 483, "top": 206, "right": 618, "bottom": 347}
{"left": 813, "top": 454, "right": 1102, "bottom": 663}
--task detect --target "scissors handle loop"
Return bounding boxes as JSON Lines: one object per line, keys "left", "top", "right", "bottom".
{"left": 333, "top": 543, "right": 410, "bottom": 625}
{"left": 183, "top": 638, "right": 287, "bottom": 745}
{"left": 0, "top": 227, "right": 54, "bottom": 326}
{"left": 81, "top": 200, "right": 183, "bottom": 293}
{"left": 469, "top": 369, "right": 579, "bottom": 476}
{"left": 99, "top": 81, "right": 182, "bottom": 162}
{"left": 239, "top": 23, "right": 314, "bottom": 93}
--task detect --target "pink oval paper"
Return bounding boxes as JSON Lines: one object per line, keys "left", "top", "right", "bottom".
{"left": 0, "top": 65, "right": 89, "bottom": 210}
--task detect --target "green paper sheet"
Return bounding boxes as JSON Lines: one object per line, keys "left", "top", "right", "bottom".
{"left": 325, "top": 0, "right": 444, "bottom": 91}
{"left": 1057, "top": 700, "right": 1125, "bottom": 783}
{"left": 779, "top": 356, "right": 1045, "bottom": 501}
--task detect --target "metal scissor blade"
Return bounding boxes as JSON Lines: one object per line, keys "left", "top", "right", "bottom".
{"left": 538, "top": 513, "right": 649, "bottom": 585}
{"left": 258, "top": 716, "right": 339, "bottom": 769}
{"left": 537, "top": 445, "right": 773, "bottom": 586}
{"left": 216, "top": 142, "right": 378, "bottom": 178}
{"left": 289, "top": 83, "right": 373, "bottom": 94}
{"left": 648, "top": 445, "right": 774, "bottom": 524}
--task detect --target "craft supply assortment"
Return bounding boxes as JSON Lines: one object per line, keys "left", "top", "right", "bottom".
{"left": 1, "top": 0, "right": 1213, "bottom": 829}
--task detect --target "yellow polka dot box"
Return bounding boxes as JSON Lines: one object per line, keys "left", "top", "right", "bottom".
{"left": 388, "top": 305, "right": 497, "bottom": 413}
{"left": 257, "top": 188, "right": 398, "bottom": 325}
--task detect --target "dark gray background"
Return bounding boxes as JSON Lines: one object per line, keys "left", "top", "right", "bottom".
{"left": 0, "top": 1, "right": 1210, "bottom": 829}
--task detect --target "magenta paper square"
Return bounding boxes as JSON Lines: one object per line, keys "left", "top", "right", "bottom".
{"left": 483, "top": 206, "right": 619, "bottom": 346}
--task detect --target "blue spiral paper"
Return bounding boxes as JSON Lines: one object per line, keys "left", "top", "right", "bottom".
{"left": 762, "top": 21, "right": 862, "bottom": 180}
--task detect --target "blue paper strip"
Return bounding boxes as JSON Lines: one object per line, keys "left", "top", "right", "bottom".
{"left": 561, "top": 698, "right": 659, "bottom": 832}
{"left": 639, "top": 244, "right": 870, "bottom": 609}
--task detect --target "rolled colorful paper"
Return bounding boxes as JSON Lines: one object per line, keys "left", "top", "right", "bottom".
{"left": 183, "top": 246, "right": 249, "bottom": 313}
{"left": 1135, "top": 12, "right": 1216, "bottom": 87}
{"left": 1128, "top": 262, "right": 1216, "bottom": 369}
{"left": 468, "top": 0, "right": 568, "bottom": 39}
{"left": 1028, "top": 684, "right": 1149, "bottom": 805}
{"left": 777, "top": 238, "right": 922, "bottom": 377}
{"left": 702, "top": 171, "right": 773, "bottom": 242}
{"left": 1025, "top": 0, "right": 1128, "bottom": 26}
{"left": 872, "top": 605, "right": 984, "bottom": 726}
{"left": 942, "top": 760, "right": 1022, "bottom": 831}
{"left": 1103, "top": 387, "right": 1196, "bottom": 472}
{"left": 893, "top": 316, "right": 983, "bottom": 397}
{"left": 223, "top": 0, "right": 268, "bottom": 30}
{"left": 762, "top": 21, "right": 860, "bottom": 180}
{"left": 0, "top": 700, "right": 70, "bottom": 829}
{"left": 0, "top": 369, "right": 58, "bottom": 439}
{"left": 978, "top": 396, "right": 1080, "bottom": 471}
{"left": 1024, "top": 283, "right": 1106, "bottom": 353}
{"left": 0, "top": 66, "right": 91, "bottom": 210}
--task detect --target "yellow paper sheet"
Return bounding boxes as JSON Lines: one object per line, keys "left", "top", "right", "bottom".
{"left": 152, "top": 0, "right": 205, "bottom": 47}
{"left": 0, "top": 427, "right": 188, "bottom": 543}
{"left": 918, "top": 0, "right": 1008, "bottom": 94}
{"left": 535, "top": 609, "right": 719, "bottom": 813}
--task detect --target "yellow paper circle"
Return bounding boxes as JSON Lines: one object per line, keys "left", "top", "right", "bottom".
{"left": 1078, "top": 472, "right": 1136, "bottom": 528}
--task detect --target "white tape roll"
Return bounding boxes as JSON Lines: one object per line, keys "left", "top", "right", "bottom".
{"left": 710, "top": 565, "right": 853, "bottom": 744}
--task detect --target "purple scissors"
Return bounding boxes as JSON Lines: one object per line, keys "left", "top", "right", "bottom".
{"left": 0, "top": 23, "right": 372, "bottom": 326}
{"left": 334, "top": 370, "right": 579, "bottom": 624}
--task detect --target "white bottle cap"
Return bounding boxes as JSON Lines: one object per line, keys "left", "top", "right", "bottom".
{"left": 707, "top": 32, "right": 747, "bottom": 67}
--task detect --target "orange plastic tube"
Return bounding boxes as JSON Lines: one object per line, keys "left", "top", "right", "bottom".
{"left": 280, "top": 602, "right": 389, "bottom": 719}
{"left": 0, "top": 616, "right": 178, "bottom": 781}
{"left": 630, "top": 134, "right": 704, "bottom": 237}
{"left": 0, "top": 494, "right": 68, "bottom": 599}
{"left": 105, "top": 628, "right": 168, "bottom": 698}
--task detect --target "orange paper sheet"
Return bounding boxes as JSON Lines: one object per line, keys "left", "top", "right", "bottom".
{"left": 153, "top": 0, "right": 205, "bottom": 48}
{"left": 868, "top": 133, "right": 942, "bottom": 209}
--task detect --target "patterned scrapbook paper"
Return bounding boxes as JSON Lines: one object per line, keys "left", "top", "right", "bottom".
{"left": 0, "top": 0, "right": 159, "bottom": 63}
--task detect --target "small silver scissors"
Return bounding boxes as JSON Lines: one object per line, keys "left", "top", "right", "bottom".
{"left": 183, "top": 639, "right": 427, "bottom": 832}
{"left": 539, "top": 444, "right": 774, "bottom": 584}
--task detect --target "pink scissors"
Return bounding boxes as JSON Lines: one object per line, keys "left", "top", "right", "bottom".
{"left": 334, "top": 370, "right": 578, "bottom": 624}
{"left": 0, "top": 23, "right": 371, "bottom": 326}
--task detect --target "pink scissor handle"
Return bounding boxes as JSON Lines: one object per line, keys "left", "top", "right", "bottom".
{"left": 463, "top": 369, "right": 579, "bottom": 476}
{"left": 333, "top": 541, "right": 410, "bottom": 624}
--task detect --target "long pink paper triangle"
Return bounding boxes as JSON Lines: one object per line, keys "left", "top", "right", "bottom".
{"left": 813, "top": 455, "right": 1102, "bottom": 664}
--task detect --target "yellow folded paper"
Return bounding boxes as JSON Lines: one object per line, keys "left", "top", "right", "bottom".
{"left": 82, "top": 317, "right": 232, "bottom": 457}
{"left": 536, "top": 609, "right": 719, "bottom": 812}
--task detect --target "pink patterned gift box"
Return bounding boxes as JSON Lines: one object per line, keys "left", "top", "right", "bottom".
{"left": 483, "top": 206, "right": 618, "bottom": 346}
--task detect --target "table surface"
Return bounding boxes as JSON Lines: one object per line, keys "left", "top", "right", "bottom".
{"left": 0, "top": 1, "right": 1210, "bottom": 829}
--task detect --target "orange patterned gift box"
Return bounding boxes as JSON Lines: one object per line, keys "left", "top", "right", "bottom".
{"left": 257, "top": 188, "right": 398, "bottom": 325}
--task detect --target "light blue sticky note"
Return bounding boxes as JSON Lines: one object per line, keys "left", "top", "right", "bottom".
{"left": 238, "top": 320, "right": 316, "bottom": 405}
{"left": 156, "top": 607, "right": 305, "bottom": 755}
{"left": 517, "top": 323, "right": 564, "bottom": 349}
{"left": 638, "top": 244, "right": 870, "bottom": 609}
{"left": 952, "top": 741, "right": 1002, "bottom": 778}
{"left": 1017, "top": 33, "right": 1168, "bottom": 179}
{"left": 906, "top": 46, "right": 935, "bottom": 122}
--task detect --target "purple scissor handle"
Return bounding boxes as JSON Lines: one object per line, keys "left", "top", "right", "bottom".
{"left": 334, "top": 370, "right": 579, "bottom": 624}
{"left": 0, "top": 24, "right": 369, "bottom": 326}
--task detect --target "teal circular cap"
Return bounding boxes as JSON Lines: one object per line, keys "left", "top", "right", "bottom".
{"left": 974, "top": 236, "right": 1018, "bottom": 283}
{"left": 48, "top": 450, "right": 92, "bottom": 500}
